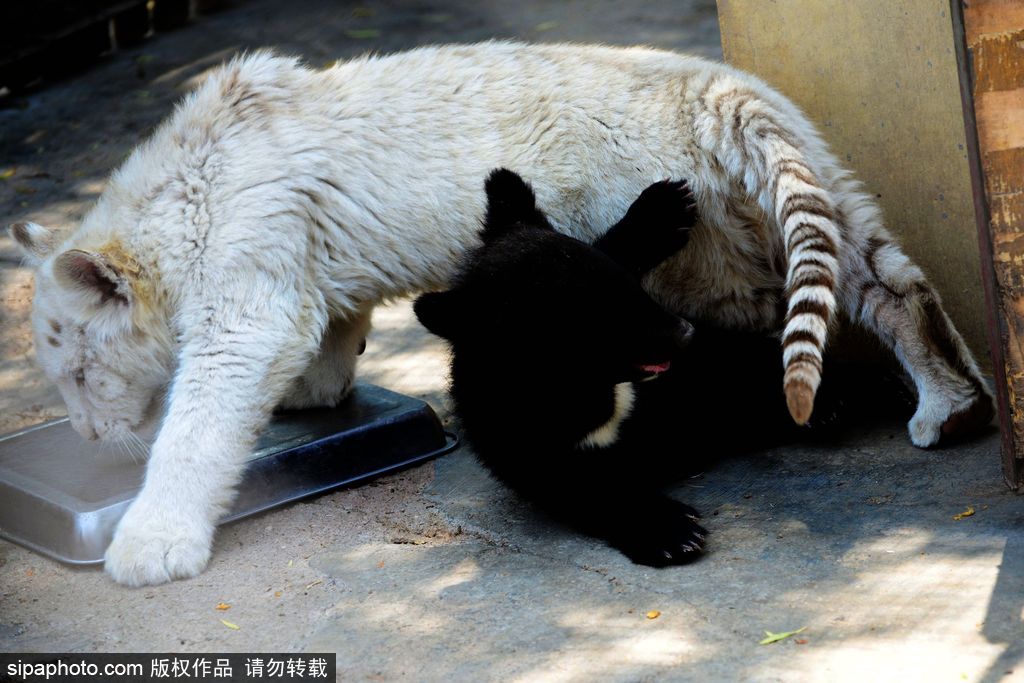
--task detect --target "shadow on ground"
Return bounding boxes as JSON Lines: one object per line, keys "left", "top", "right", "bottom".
{"left": 307, "top": 380, "right": 1020, "bottom": 680}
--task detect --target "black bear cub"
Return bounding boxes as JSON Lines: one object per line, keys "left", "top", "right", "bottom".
{"left": 415, "top": 169, "right": 908, "bottom": 566}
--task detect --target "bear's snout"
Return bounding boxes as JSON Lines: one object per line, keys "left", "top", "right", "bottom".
{"left": 674, "top": 319, "right": 695, "bottom": 350}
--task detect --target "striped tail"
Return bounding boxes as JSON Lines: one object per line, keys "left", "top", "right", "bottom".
{"left": 696, "top": 77, "right": 842, "bottom": 424}
{"left": 777, "top": 182, "right": 839, "bottom": 424}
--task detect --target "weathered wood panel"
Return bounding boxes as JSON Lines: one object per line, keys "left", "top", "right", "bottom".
{"left": 716, "top": 0, "right": 988, "bottom": 367}
{"left": 964, "top": 0, "right": 1024, "bottom": 35}
{"left": 961, "top": 0, "right": 1024, "bottom": 487}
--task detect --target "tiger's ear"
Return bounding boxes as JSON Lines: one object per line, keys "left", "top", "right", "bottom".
{"left": 480, "top": 168, "right": 554, "bottom": 243}
{"left": 53, "top": 249, "right": 133, "bottom": 308}
{"left": 413, "top": 290, "right": 467, "bottom": 341}
{"left": 9, "top": 222, "right": 58, "bottom": 265}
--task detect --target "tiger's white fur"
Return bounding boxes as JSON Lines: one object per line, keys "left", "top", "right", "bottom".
{"left": 10, "top": 42, "right": 992, "bottom": 586}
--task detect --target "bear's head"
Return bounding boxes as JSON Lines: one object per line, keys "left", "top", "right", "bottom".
{"left": 415, "top": 169, "right": 694, "bottom": 392}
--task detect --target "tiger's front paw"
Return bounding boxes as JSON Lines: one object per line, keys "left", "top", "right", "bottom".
{"left": 105, "top": 499, "right": 214, "bottom": 587}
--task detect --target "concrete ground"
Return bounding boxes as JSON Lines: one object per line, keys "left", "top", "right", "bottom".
{"left": 0, "top": 1, "right": 1020, "bottom": 681}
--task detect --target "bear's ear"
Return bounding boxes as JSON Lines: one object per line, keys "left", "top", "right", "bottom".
{"left": 481, "top": 168, "right": 554, "bottom": 243}
{"left": 414, "top": 290, "right": 467, "bottom": 341}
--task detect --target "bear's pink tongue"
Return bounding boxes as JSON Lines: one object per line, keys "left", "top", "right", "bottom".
{"left": 638, "top": 361, "right": 671, "bottom": 374}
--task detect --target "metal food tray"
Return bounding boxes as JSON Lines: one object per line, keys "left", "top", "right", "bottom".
{"left": 0, "top": 384, "right": 458, "bottom": 565}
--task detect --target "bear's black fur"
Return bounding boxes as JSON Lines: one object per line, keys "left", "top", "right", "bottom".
{"left": 415, "top": 169, "right": 912, "bottom": 567}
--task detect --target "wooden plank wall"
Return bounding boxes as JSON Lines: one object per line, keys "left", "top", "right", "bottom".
{"left": 960, "top": 0, "right": 1024, "bottom": 486}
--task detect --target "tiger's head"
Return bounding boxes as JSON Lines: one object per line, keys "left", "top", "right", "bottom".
{"left": 11, "top": 221, "right": 175, "bottom": 444}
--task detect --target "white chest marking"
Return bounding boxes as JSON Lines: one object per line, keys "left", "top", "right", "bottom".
{"left": 577, "top": 382, "right": 636, "bottom": 449}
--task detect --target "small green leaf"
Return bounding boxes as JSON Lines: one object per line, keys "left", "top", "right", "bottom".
{"left": 220, "top": 619, "right": 240, "bottom": 630}
{"left": 759, "top": 626, "right": 806, "bottom": 645}
{"left": 0, "top": 168, "right": 15, "bottom": 180}
{"left": 345, "top": 28, "right": 381, "bottom": 39}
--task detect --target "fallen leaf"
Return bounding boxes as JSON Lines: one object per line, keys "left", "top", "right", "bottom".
{"left": 305, "top": 579, "right": 323, "bottom": 590}
{"left": 795, "top": 639, "right": 808, "bottom": 645}
{"left": 220, "top": 619, "right": 239, "bottom": 630}
{"left": 0, "top": 168, "right": 15, "bottom": 180}
{"left": 287, "top": 560, "right": 293, "bottom": 567}
{"left": 535, "top": 20, "right": 559, "bottom": 31}
{"left": 215, "top": 602, "right": 230, "bottom": 611}
{"left": 953, "top": 506, "right": 975, "bottom": 521}
{"left": 25, "top": 569, "right": 34, "bottom": 578}
{"left": 345, "top": 28, "right": 381, "bottom": 39}
{"left": 646, "top": 610, "right": 661, "bottom": 620}
{"left": 376, "top": 560, "right": 385, "bottom": 569}
{"left": 759, "top": 627, "right": 806, "bottom": 645}
{"left": 274, "top": 591, "right": 282, "bottom": 598}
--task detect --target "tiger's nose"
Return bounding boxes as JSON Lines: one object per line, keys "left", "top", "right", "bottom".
{"left": 79, "top": 424, "right": 100, "bottom": 441}
{"left": 69, "top": 414, "right": 99, "bottom": 441}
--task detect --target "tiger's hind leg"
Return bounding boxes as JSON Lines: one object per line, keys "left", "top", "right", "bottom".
{"left": 839, "top": 223, "right": 994, "bottom": 447}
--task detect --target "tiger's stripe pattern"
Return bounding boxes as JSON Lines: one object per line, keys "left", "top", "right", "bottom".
{"left": 691, "top": 77, "right": 844, "bottom": 423}
{"left": 650, "top": 65, "right": 994, "bottom": 438}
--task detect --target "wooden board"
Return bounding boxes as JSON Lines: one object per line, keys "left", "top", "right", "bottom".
{"left": 958, "top": 0, "right": 1024, "bottom": 487}
{"left": 716, "top": 0, "right": 989, "bottom": 367}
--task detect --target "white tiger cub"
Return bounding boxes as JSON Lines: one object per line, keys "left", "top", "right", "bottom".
{"left": 11, "top": 42, "right": 992, "bottom": 586}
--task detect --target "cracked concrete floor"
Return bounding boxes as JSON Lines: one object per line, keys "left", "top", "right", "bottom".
{"left": 0, "top": 1, "right": 1022, "bottom": 681}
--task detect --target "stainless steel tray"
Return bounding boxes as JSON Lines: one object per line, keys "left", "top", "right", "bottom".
{"left": 0, "top": 384, "right": 457, "bottom": 565}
